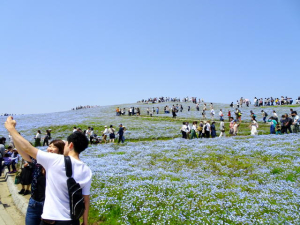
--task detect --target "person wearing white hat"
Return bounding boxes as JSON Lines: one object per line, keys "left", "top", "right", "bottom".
{"left": 101, "top": 126, "right": 109, "bottom": 144}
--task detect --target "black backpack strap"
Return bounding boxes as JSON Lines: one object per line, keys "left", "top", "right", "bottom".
{"left": 64, "top": 156, "right": 72, "bottom": 178}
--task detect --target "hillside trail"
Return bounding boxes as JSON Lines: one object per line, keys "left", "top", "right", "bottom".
{"left": 0, "top": 176, "right": 25, "bottom": 225}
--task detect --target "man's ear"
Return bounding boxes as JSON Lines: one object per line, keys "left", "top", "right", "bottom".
{"left": 69, "top": 142, "right": 74, "bottom": 150}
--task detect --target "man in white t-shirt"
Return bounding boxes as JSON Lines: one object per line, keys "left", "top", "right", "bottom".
{"left": 5, "top": 117, "right": 92, "bottom": 225}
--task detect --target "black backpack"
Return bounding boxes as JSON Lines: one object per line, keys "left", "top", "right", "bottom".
{"left": 265, "top": 112, "right": 268, "bottom": 117}
{"left": 64, "top": 156, "right": 85, "bottom": 220}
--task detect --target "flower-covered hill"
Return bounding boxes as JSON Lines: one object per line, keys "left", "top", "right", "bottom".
{"left": 1, "top": 101, "right": 298, "bottom": 141}
{"left": 0, "top": 102, "right": 300, "bottom": 224}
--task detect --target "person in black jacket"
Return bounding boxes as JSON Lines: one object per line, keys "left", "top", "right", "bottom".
{"left": 118, "top": 124, "right": 124, "bottom": 144}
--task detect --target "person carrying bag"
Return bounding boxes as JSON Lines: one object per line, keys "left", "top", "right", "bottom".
{"left": 64, "top": 156, "right": 85, "bottom": 221}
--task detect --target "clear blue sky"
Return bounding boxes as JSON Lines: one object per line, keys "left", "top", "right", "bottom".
{"left": 1, "top": 0, "right": 299, "bottom": 114}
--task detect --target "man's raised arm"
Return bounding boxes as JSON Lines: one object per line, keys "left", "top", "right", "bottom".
{"left": 4, "top": 116, "right": 38, "bottom": 159}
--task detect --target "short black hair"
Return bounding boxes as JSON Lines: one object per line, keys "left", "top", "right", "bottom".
{"left": 67, "top": 131, "right": 89, "bottom": 154}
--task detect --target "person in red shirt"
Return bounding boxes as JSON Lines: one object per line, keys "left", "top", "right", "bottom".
{"left": 227, "top": 110, "right": 231, "bottom": 121}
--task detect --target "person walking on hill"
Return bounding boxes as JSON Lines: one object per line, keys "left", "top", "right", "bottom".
{"left": 118, "top": 124, "right": 125, "bottom": 143}
{"left": 180, "top": 122, "right": 187, "bottom": 139}
{"left": 227, "top": 110, "right": 231, "bottom": 121}
{"left": 219, "top": 119, "right": 225, "bottom": 137}
{"left": 272, "top": 110, "right": 278, "bottom": 123}
{"left": 291, "top": 111, "right": 299, "bottom": 133}
{"left": 197, "top": 121, "right": 204, "bottom": 138}
{"left": 101, "top": 126, "right": 109, "bottom": 144}
{"left": 172, "top": 107, "right": 177, "bottom": 118}
{"left": 210, "top": 108, "right": 215, "bottom": 120}
{"left": 233, "top": 120, "right": 240, "bottom": 136}
{"left": 43, "top": 130, "right": 51, "bottom": 146}
{"left": 190, "top": 122, "right": 197, "bottom": 139}
{"left": 186, "top": 122, "right": 191, "bottom": 139}
{"left": 211, "top": 121, "right": 216, "bottom": 138}
{"left": 229, "top": 117, "right": 234, "bottom": 135}
{"left": 34, "top": 130, "right": 42, "bottom": 147}
{"left": 250, "top": 117, "right": 258, "bottom": 135}
{"left": 285, "top": 114, "right": 293, "bottom": 134}
{"left": 219, "top": 109, "right": 224, "bottom": 121}
{"left": 268, "top": 117, "right": 277, "bottom": 134}
{"left": 108, "top": 125, "right": 116, "bottom": 143}
{"left": 261, "top": 110, "right": 267, "bottom": 123}
{"left": 204, "top": 121, "right": 211, "bottom": 138}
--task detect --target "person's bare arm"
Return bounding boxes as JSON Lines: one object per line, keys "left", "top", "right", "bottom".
{"left": 16, "top": 147, "right": 32, "bottom": 162}
{"left": 4, "top": 117, "right": 38, "bottom": 159}
{"left": 82, "top": 195, "right": 90, "bottom": 225}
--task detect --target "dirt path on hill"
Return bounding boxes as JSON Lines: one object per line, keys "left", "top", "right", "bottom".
{"left": 0, "top": 176, "right": 25, "bottom": 225}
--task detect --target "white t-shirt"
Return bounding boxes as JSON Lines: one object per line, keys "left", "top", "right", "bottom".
{"left": 37, "top": 150, "right": 92, "bottom": 221}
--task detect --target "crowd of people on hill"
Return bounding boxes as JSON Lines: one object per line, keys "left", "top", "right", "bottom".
{"left": 0, "top": 113, "right": 18, "bottom": 116}
{"left": 229, "top": 96, "right": 300, "bottom": 108}
{"left": 253, "top": 96, "right": 297, "bottom": 106}
{"left": 71, "top": 105, "right": 98, "bottom": 110}
{"left": 180, "top": 108, "right": 299, "bottom": 139}
{"left": 138, "top": 96, "right": 203, "bottom": 104}
{"left": 72, "top": 124, "right": 126, "bottom": 144}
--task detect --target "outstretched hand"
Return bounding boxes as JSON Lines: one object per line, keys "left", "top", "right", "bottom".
{"left": 4, "top": 116, "right": 17, "bottom": 131}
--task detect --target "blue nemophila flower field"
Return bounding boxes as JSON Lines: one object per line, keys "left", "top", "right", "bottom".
{"left": 83, "top": 135, "right": 300, "bottom": 224}
{"left": 0, "top": 102, "right": 299, "bottom": 224}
